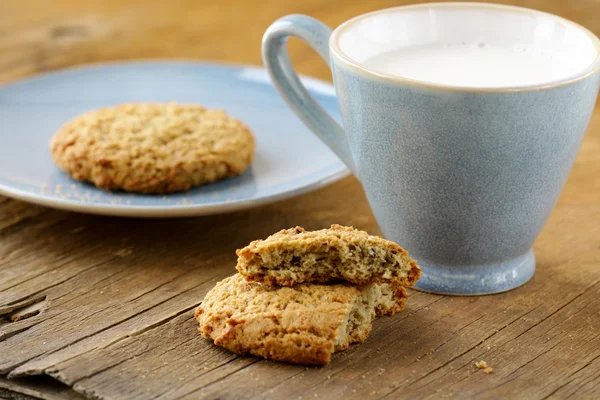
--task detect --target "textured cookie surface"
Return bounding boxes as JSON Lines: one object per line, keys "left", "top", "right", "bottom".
{"left": 195, "top": 274, "right": 407, "bottom": 365}
{"left": 236, "top": 224, "right": 421, "bottom": 287}
{"left": 50, "top": 103, "right": 255, "bottom": 193}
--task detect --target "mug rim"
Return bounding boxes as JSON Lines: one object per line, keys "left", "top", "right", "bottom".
{"left": 329, "top": 2, "right": 600, "bottom": 92}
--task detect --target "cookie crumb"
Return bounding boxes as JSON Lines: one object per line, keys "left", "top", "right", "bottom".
{"left": 475, "top": 360, "right": 488, "bottom": 369}
{"left": 483, "top": 367, "right": 494, "bottom": 374}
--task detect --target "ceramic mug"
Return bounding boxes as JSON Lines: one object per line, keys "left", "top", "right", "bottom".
{"left": 262, "top": 3, "right": 600, "bottom": 295}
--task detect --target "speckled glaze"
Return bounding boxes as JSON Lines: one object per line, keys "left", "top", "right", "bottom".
{"left": 263, "top": 5, "right": 600, "bottom": 295}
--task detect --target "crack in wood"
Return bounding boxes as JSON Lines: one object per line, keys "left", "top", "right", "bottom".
{"left": 261, "top": 367, "right": 308, "bottom": 394}
{"left": 7, "top": 272, "right": 226, "bottom": 379}
{"left": 397, "top": 316, "right": 497, "bottom": 392}
{"left": 0, "top": 210, "right": 67, "bottom": 243}
{"left": 0, "top": 260, "right": 127, "bottom": 347}
{"left": 4, "top": 299, "right": 48, "bottom": 322}
{"left": 416, "top": 304, "right": 544, "bottom": 389}
{"left": 170, "top": 357, "right": 261, "bottom": 400}
{"left": 403, "top": 295, "right": 445, "bottom": 318}
{"left": 0, "top": 324, "right": 34, "bottom": 342}
{"left": 425, "top": 312, "right": 489, "bottom": 358}
{"left": 473, "top": 339, "right": 567, "bottom": 400}
{"left": 113, "top": 268, "right": 205, "bottom": 306}
{"left": 0, "top": 254, "right": 124, "bottom": 309}
{"left": 0, "top": 296, "right": 47, "bottom": 317}
{"left": 7, "top": 299, "right": 195, "bottom": 378}
{"left": 509, "top": 339, "right": 565, "bottom": 380}
{"left": 73, "top": 270, "right": 198, "bottom": 326}
{"left": 0, "top": 209, "right": 52, "bottom": 238}
{"left": 507, "top": 280, "right": 600, "bottom": 347}
{"left": 539, "top": 334, "right": 600, "bottom": 399}
{"left": 52, "top": 307, "right": 200, "bottom": 387}
{"left": 419, "top": 281, "right": 600, "bottom": 399}
{"left": 0, "top": 375, "right": 88, "bottom": 400}
{"left": 67, "top": 345, "right": 158, "bottom": 389}
{"left": 146, "top": 355, "right": 249, "bottom": 400}
{"left": 380, "top": 318, "right": 529, "bottom": 400}
{"left": 0, "top": 242, "right": 107, "bottom": 295}
{"left": 150, "top": 351, "right": 248, "bottom": 399}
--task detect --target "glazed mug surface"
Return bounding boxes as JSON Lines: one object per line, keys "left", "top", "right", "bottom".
{"left": 262, "top": 3, "right": 600, "bottom": 295}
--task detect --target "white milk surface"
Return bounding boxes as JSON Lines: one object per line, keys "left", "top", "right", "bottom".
{"left": 363, "top": 42, "right": 587, "bottom": 87}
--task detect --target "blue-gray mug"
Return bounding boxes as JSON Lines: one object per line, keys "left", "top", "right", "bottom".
{"left": 262, "top": 3, "right": 600, "bottom": 295}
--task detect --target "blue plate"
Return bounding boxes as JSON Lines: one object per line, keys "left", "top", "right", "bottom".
{"left": 0, "top": 62, "right": 349, "bottom": 217}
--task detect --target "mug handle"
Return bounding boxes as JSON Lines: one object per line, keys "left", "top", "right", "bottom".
{"left": 262, "top": 15, "right": 358, "bottom": 175}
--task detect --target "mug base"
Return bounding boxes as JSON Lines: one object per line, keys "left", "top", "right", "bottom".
{"left": 412, "top": 249, "right": 535, "bottom": 296}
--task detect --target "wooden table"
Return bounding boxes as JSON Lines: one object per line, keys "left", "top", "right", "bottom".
{"left": 1, "top": 1, "right": 600, "bottom": 399}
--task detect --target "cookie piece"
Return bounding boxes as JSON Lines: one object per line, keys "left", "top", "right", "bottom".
{"left": 195, "top": 274, "right": 407, "bottom": 365}
{"left": 236, "top": 224, "right": 421, "bottom": 287}
{"left": 50, "top": 103, "right": 255, "bottom": 193}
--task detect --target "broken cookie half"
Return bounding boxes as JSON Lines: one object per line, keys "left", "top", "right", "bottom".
{"left": 236, "top": 224, "right": 421, "bottom": 287}
{"left": 195, "top": 274, "right": 407, "bottom": 365}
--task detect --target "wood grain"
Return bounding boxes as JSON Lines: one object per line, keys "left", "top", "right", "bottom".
{"left": 1, "top": 1, "right": 600, "bottom": 399}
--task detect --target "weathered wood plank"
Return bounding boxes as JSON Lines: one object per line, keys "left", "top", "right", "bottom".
{"left": 6, "top": 276, "right": 225, "bottom": 378}
{"left": 2, "top": 203, "right": 592, "bottom": 400}
{"left": 0, "top": 247, "right": 230, "bottom": 373}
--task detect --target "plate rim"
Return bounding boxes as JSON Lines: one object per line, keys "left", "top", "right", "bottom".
{"left": 0, "top": 60, "right": 352, "bottom": 217}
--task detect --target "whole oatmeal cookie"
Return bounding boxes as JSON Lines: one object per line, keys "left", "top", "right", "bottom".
{"left": 195, "top": 273, "right": 407, "bottom": 365}
{"left": 236, "top": 224, "right": 421, "bottom": 287}
{"left": 49, "top": 103, "right": 255, "bottom": 193}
